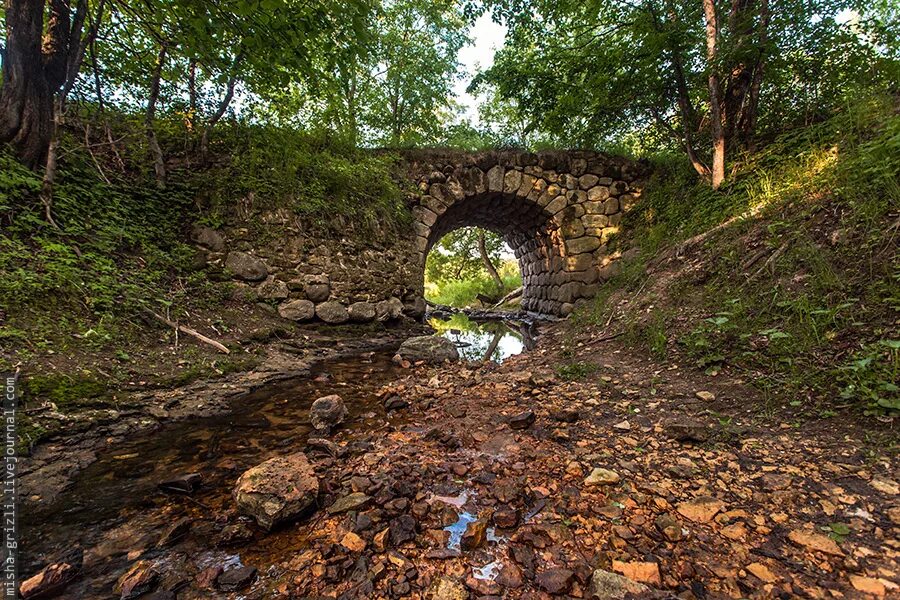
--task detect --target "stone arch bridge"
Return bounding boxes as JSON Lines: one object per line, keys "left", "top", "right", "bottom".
{"left": 404, "top": 150, "right": 646, "bottom": 316}
{"left": 202, "top": 149, "right": 647, "bottom": 324}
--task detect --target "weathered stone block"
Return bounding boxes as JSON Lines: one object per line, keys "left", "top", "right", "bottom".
{"left": 315, "top": 301, "right": 349, "bottom": 324}
{"left": 278, "top": 299, "right": 315, "bottom": 321}
{"left": 348, "top": 302, "right": 376, "bottom": 322}
{"left": 587, "top": 186, "right": 610, "bottom": 202}
{"left": 225, "top": 251, "right": 268, "bottom": 282}
{"left": 582, "top": 214, "right": 609, "bottom": 228}
{"left": 566, "top": 236, "right": 602, "bottom": 254}
{"left": 257, "top": 277, "right": 289, "bottom": 300}
{"left": 579, "top": 174, "right": 599, "bottom": 189}
{"left": 503, "top": 169, "right": 523, "bottom": 194}
{"left": 545, "top": 195, "right": 567, "bottom": 215}
{"left": 486, "top": 165, "right": 505, "bottom": 192}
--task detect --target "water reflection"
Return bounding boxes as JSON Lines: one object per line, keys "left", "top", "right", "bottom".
{"left": 429, "top": 313, "right": 534, "bottom": 363}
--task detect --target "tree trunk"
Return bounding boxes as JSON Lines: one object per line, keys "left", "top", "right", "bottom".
{"left": 478, "top": 231, "right": 504, "bottom": 290}
{"left": 199, "top": 55, "right": 242, "bottom": 163}
{"left": 146, "top": 43, "right": 168, "bottom": 188}
{"left": 0, "top": 1, "right": 55, "bottom": 169}
{"left": 739, "top": 0, "right": 769, "bottom": 142}
{"left": 702, "top": 0, "right": 726, "bottom": 189}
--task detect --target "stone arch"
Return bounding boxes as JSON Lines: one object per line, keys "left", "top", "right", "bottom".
{"left": 407, "top": 150, "right": 645, "bottom": 316}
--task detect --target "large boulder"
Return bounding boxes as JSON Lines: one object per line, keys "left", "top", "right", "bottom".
{"left": 315, "top": 301, "right": 349, "bottom": 324}
{"left": 397, "top": 336, "right": 459, "bottom": 364}
{"left": 225, "top": 251, "right": 268, "bottom": 282}
{"left": 303, "top": 275, "right": 331, "bottom": 303}
{"left": 233, "top": 452, "right": 319, "bottom": 530}
{"left": 310, "top": 394, "right": 347, "bottom": 433}
{"left": 348, "top": 302, "right": 376, "bottom": 323}
{"left": 376, "top": 297, "right": 405, "bottom": 322}
{"left": 278, "top": 299, "right": 315, "bottom": 321}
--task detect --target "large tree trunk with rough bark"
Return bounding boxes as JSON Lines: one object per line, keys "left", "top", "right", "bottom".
{"left": 0, "top": 1, "right": 56, "bottom": 169}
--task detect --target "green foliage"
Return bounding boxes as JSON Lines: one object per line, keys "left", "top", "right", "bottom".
{"left": 556, "top": 361, "right": 599, "bottom": 381}
{"left": 24, "top": 372, "right": 109, "bottom": 410}
{"left": 428, "top": 272, "right": 521, "bottom": 308}
{"left": 196, "top": 125, "right": 408, "bottom": 235}
{"left": 585, "top": 96, "right": 900, "bottom": 414}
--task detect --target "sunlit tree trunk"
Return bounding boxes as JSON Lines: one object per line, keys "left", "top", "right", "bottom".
{"left": 703, "top": 0, "right": 726, "bottom": 189}
{"left": 478, "top": 231, "right": 503, "bottom": 290}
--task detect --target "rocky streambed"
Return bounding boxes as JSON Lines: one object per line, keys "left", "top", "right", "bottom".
{"left": 19, "top": 318, "right": 899, "bottom": 600}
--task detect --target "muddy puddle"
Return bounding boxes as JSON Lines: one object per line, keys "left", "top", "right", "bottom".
{"left": 429, "top": 313, "right": 535, "bottom": 362}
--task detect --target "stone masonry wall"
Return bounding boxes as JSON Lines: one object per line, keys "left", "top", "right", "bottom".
{"left": 190, "top": 206, "right": 424, "bottom": 325}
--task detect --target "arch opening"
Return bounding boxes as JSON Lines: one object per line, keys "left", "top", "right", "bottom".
{"left": 422, "top": 192, "right": 573, "bottom": 315}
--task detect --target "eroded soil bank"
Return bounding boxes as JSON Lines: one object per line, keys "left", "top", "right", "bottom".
{"left": 19, "top": 319, "right": 900, "bottom": 599}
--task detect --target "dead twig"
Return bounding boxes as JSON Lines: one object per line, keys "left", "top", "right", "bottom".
{"left": 144, "top": 308, "right": 230, "bottom": 354}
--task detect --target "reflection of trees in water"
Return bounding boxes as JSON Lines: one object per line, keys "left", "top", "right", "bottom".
{"left": 429, "top": 314, "right": 526, "bottom": 362}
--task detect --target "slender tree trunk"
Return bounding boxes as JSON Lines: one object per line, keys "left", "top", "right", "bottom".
{"left": 478, "top": 231, "right": 503, "bottom": 290}
{"left": 740, "top": 0, "right": 769, "bottom": 143}
{"left": 702, "top": 0, "right": 726, "bottom": 189}
{"left": 199, "top": 56, "right": 242, "bottom": 163}
{"left": 188, "top": 60, "right": 198, "bottom": 131}
{"left": 146, "top": 43, "right": 168, "bottom": 188}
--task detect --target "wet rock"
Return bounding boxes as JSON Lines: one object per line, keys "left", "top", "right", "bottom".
{"left": 348, "top": 301, "right": 377, "bottom": 322}
{"left": 536, "top": 568, "right": 575, "bottom": 594}
{"left": 341, "top": 531, "right": 367, "bottom": 552}
{"left": 225, "top": 251, "right": 268, "bottom": 282}
{"left": 306, "top": 437, "right": 343, "bottom": 458}
{"left": 233, "top": 452, "right": 319, "bottom": 530}
{"left": 588, "top": 569, "right": 651, "bottom": 599}
{"left": 551, "top": 408, "right": 580, "bottom": 423}
{"left": 611, "top": 560, "right": 661, "bottom": 586}
{"left": 655, "top": 513, "right": 683, "bottom": 542}
{"left": 215, "top": 522, "right": 255, "bottom": 546}
{"left": 461, "top": 519, "right": 488, "bottom": 550}
{"left": 389, "top": 515, "right": 417, "bottom": 546}
{"left": 303, "top": 275, "right": 331, "bottom": 302}
{"left": 115, "top": 560, "right": 159, "bottom": 600}
{"left": 427, "top": 576, "right": 467, "bottom": 600}
{"left": 676, "top": 496, "right": 725, "bottom": 523}
{"left": 156, "top": 517, "right": 191, "bottom": 547}
{"left": 315, "top": 301, "right": 350, "bottom": 324}
{"left": 493, "top": 507, "right": 520, "bottom": 529}
{"left": 217, "top": 565, "right": 257, "bottom": 592}
{"left": 584, "top": 468, "right": 621, "bottom": 486}
{"left": 328, "top": 492, "right": 372, "bottom": 515}
{"left": 396, "top": 336, "right": 459, "bottom": 364}
{"left": 384, "top": 395, "right": 409, "bottom": 411}
{"left": 309, "top": 394, "right": 347, "bottom": 433}
{"left": 465, "top": 574, "right": 502, "bottom": 596}
{"left": 496, "top": 561, "right": 524, "bottom": 589}
{"left": 664, "top": 419, "right": 710, "bottom": 443}
{"left": 19, "top": 549, "right": 83, "bottom": 600}
{"left": 508, "top": 410, "right": 536, "bottom": 430}
{"left": 194, "top": 565, "right": 224, "bottom": 590}
{"left": 191, "top": 225, "right": 225, "bottom": 252}
{"left": 157, "top": 473, "right": 202, "bottom": 494}
{"left": 278, "top": 299, "right": 315, "bottom": 321}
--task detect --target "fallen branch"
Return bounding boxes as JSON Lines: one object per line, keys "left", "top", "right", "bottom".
{"left": 144, "top": 309, "right": 230, "bottom": 354}
{"left": 492, "top": 286, "right": 523, "bottom": 308}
